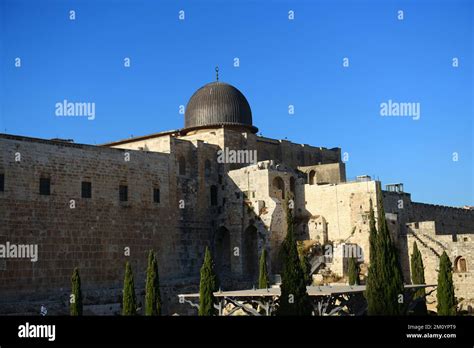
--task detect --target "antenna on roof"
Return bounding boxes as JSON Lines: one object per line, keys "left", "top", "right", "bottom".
{"left": 215, "top": 66, "right": 219, "bottom": 81}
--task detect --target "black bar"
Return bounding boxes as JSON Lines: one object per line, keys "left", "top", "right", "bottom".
{"left": 0, "top": 316, "right": 472, "bottom": 346}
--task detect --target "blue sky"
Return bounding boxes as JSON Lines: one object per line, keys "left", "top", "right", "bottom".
{"left": 0, "top": 0, "right": 472, "bottom": 206}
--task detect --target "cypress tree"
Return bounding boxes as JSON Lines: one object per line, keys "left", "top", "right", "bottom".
{"left": 300, "top": 254, "right": 311, "bottom": 286}
{"left": 122, "top": 261, "right": 137, "bottom": 316}
{"left": 368, "top": 198, "right": 377, "bottom": 263}
{"left": 277, "top": 200, "right": 311, "bottom": 316}
{"left": 145, "top": 250, "right": 162, "bottom": 316}
{"left": 258, "top": 249, "right": 269, "bottom": 289}
{"left": 366, "top": 198, "right": 382, "bottom": 314}
{"left": 366, "top": 187, "right": 404, "bottom": 315}
{"left": 70, "top": 268, "right": 83, "bottom": 316}
{"left": 437, "top": 251, "right": 456, "bottom": 316}
{"left": 348, "top": 257, "right": 359, "bottom": 286}
{"left": 410, "top": 242, "right": 427, "bottom": 315}
{"left": 198, "top": 247, "right": 218, "bottom": 316}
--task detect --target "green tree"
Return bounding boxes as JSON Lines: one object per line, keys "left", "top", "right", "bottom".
{"left": 145, "top": 250, "right": 162, "bottom": 316}
{"left": 258, "top": 249, "right": 269, "bottom": 289}
{"left": 410, "top": 242, "right": 427, "bottom": 315}
{"left": 122, "top": 261, "right": 137, "bottom": 316}
{"left": 295, "top": 240, "right": 312, "bottom": 286}
{"left": 368, "top": 198, "right": 377, "bottom": 264}
{"left": 70, "top": 268, "right": 83, "bottom": 316}
{"left": 198, "top": 247, "right": 218, "bottom": 316}
{"left": 277, "top": 199, "right": 311, "bottom": 316}
{"left": 366, "top": 198, "right": 382, "bottom": 314}
{"left": 437, "top": 251, "right": 456, "bottom": 316}
{"left": 299, "top": 250, "right": 312, "bottom": 286}
{"left": 348, "top": 257, "right": 359, "bottom": 286}
{"left": 366, "top": 186, "right": 404, "bottom": 315}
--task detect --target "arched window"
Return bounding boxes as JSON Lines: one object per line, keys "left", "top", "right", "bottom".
{"left": 215, "top": 227, "right": 231, "bottom": 276}
{"left": 178, "top": 156, "right": 186, "bottom": 175}
{"left": 309, "top": 170, "right": 316, "bottom": 185}
{"left": 455, "top": 256, "right": 467, "bottom": 273}
{"left": 210, "top": 185, "right": 218, "bottom": 206}
{"left": 205, "top": 159, "right": 212, "bottom": 177}
{"left": 244, "top": 225, "right": 258, "bottom": 281}
{"left": 272, "top": 176, "right": 285, "bottom": 199}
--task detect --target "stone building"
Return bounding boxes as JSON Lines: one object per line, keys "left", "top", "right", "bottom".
{"left": 0, "top": 79, "right": 473, "bottom": 314}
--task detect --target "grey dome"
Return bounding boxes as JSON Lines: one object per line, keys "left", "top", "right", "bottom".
{"left": 184, "top": 82, "right": 257, "bottom": 133}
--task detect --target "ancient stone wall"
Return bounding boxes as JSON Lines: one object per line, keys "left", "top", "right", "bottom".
{"left": 300, "top": 180, "right": 379, "bottom": 271}
{"left": 0, "top": 134, "right": 218, "bottom": 314}
{"left": 298, "top": 163, "right": 346, "bottom": 185}
{"left": 406, "top": 222, "right": 474, "bottom": 312}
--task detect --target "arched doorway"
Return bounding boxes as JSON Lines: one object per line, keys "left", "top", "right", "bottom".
{"left": 215, "top": 227, "right": 231, "bottom": 276}
{"left": 272, "top": 176, "right": 285, "bottom": 199}
{"left": 309, "top": 170, "right": 315, "bottom": 185}
{"left": 244, "top": 225, "right": 259, "bottom": 281}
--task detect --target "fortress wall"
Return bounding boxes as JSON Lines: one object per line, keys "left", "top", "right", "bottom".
{"left": 409, "top": 203, "right": 474, "bottom": 235}
{"left": 227, "top": 164, "right": 295, "bottom": 275}
{"left": 0, "top": 135, "right": 213, "bottom": 314}
{"left": 256, "top": 137, "right": 340, "bottom": 168}
{"left": 298, "top": 163, "right": 346, "bottom": 184}
{"left": 406, "top": 222, "right": 474, "bottom": 309}
{"left": 303, "top": 181, "right": 378, "bottom": 268}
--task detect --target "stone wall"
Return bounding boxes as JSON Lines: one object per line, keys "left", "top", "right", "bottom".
{"left": 0, "top": 134, "right": 218, "bottom": 314}
{"left": 298, "top": 163, "right": 346, "bottom": 184}
{"left": 406, "top": 222, "right": 474, "bottom": 312}
{"left": 300, "top": 180, "right": 379, "bottom": 268}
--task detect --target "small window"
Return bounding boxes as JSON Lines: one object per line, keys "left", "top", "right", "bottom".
{"left": 0, "top": 173, "right": 4, "bottom": 192}
{"left": 81, "top": 181, "right": 92, "bottom": 198}
{"left": 153, "top": 188, "right": 160, "bottom": 203}
{"left": 40, "top": 178, "right": 50, "bottom": 195}
{"left": 119, "top": 185, "right": 128, "bottom": 202}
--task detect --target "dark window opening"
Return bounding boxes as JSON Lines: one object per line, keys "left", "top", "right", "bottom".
{"left": 153, "top": 188, "right": 160, "bottom": 203}
{"left": 272, "top": 176, "right": 285, "bottom": 199}
{"left": 309, "top": 170, "right": 316, "bottom": 185}
{"left": 0, "top": 173, "right": 4, "bottom": 192}
{"left": 81, "top": 181, "right": 92, "bottom": 198}
{"left": 119, "top": 185, "right": 128, "bottom": 202}
{"left": 39, "top": 178, "right": 50, "bottom": 195}
{"left": 210, "top": 185, "right": 218, "bottom": 206}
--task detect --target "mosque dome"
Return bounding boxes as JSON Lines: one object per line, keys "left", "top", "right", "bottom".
{"left": 183, "top": 77, "right": 257, "bottom": 134}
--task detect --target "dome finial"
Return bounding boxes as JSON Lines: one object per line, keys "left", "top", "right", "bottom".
{"left": 215, "top": 66, "right": 219, "bottom": 81}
